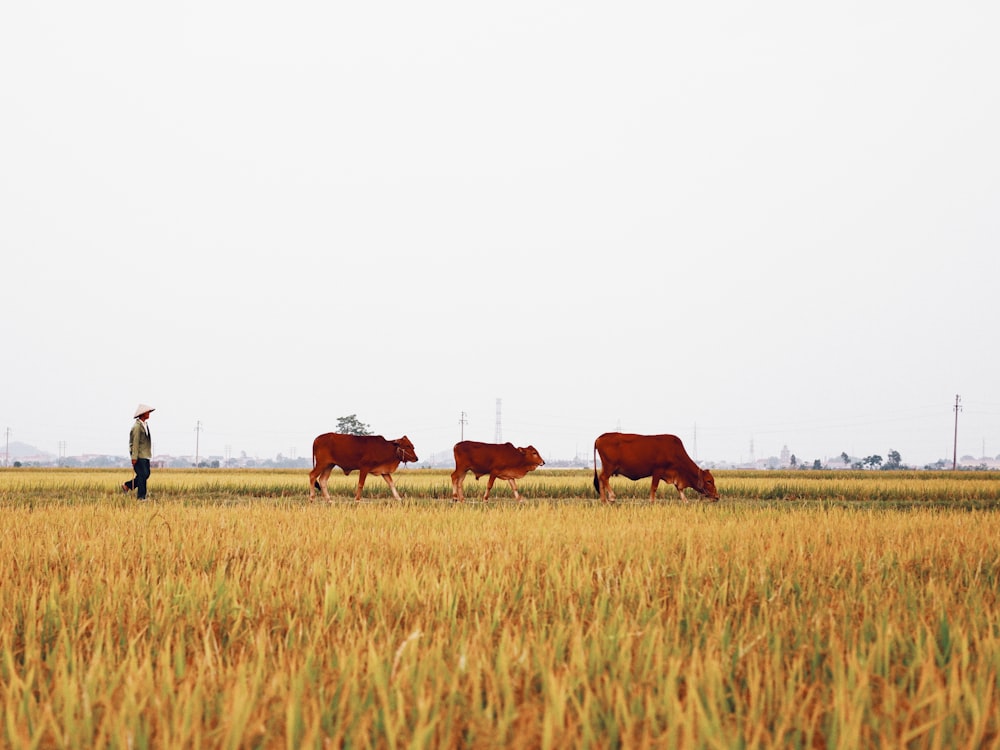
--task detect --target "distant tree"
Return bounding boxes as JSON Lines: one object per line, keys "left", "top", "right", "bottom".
{"left": 790, "top": 454, "right": 798, "bottom": 468}
{"left": 337, "top": 414, "right": 373, "bottom": 436}
{"left": 884, "top": 450, "right": 902, "bottom": 470}
{"left": 13, "top": 461, "right": 22, "bottom": 468}
{"left": 863, "top": 455, "right": 883, "bottom": 470}
{"left": 812, "top": 459, "right": 822, "bottom": 470}
{"left": 841, "top": 452, "right": 850, "bottom": 467}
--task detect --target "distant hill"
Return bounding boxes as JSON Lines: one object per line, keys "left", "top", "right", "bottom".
{"left": 5, "top": 441, "right": 53, "bottom": 458}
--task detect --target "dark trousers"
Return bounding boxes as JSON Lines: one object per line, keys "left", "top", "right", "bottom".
{"left": 126, "top": 459, "right": 152, "bottom": 499}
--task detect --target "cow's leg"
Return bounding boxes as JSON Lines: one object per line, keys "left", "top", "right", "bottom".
{"left": 600, "top": 471, "right": 616, "bottom": 503}
{"left": 381, "top": 473, "right": 403, "bottom": 501}
{"left": 507, "top": 479, "right": 523, "bottom": 502}
{"left": 309, "top": 466, "right": 333, "bottom": 503}
{"left": 450, "top": 468, "right": 466, "bottom": 502}
{"left": 308, "top": 464, "right": 322, "bottom": 501}
{"left": 674, "top": 481, "right": 690, "bottom": 503}
{"left": 483, "top": 475, "right": 497, "bottom": 501}
{"left": 355, "top": 469, "right": 369, "bottom": 501}
{"left": 310, "top": 465, "right": 332, "bottom": 502}
{"left": 650, "top": 475, "right": 660, "bottom": 502}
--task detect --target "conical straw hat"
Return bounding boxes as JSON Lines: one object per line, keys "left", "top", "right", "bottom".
{"left": 133, "top": 403, "right": 156, "bottom": 418}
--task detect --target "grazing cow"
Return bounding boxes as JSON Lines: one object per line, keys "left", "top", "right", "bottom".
{"left": 309, "top": 433, "right": 418, "bottom": 502}
{"left": 593, "top": 432, "right": 719, "bottom": 503}
{"left": 451, "top": 441, "right": 545, "bottom": 502}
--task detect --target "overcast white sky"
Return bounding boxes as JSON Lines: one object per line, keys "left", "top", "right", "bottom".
{"left": 2, "top": 2, "right": 997, "bottom": 467}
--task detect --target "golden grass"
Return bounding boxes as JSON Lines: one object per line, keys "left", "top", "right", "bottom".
{"left": 4, "top": 467, "right": 997, "bottom": 505}
{"left": 1, "top": 469, "right": 999, "bottom": 748}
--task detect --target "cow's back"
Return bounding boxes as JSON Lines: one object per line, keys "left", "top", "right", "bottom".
{"left": 454, "top": 441, "right": 521, "bottom": 472}
{"left": 596, "top": 432, "right": 694, "bottom": 477}
{"left": 314, "top": 433, "right": 391, "bottom": 471}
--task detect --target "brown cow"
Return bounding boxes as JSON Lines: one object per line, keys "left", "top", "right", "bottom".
{"left": 593, "top": 432, "right": 719, "bottom": 503}
{"left": 309, "top": 433, "right": 418, "bottom": 502}
{"left": 451, "top": 441, "right": 545, "bottom": 502}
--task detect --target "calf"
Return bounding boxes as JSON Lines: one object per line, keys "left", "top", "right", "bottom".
{"left": 451, "top": 441, "right": 545, "bottom": 502}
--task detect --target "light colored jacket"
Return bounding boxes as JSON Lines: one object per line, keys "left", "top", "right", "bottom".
{"left": 129, "top": 419, "right": 152, "bottom": 460}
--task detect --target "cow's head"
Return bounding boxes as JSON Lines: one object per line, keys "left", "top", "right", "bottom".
{"left": 394, "top": 436, "right": 418, "bottom": 463}
{"left": 521, "top": 445, "right": 545, "bottom": 468}
{"left": 697, "top": 469, "right": 720, "bottom": 502}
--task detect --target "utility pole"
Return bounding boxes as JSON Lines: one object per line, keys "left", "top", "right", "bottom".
{"left": 952, "top": 394, "right": 962, "bottom": 471}
{"left": 194, "top": 420, "right": 203, "bottom": 467}
{"left": 459, "top": 411, "right": 468, "bottom": 441}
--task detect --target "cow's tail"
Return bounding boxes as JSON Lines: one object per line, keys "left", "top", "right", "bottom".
{"left": 592, "top": 442, "right": 600, "bottom": 496}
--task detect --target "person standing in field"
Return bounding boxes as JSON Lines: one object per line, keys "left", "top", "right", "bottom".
{"left": 122, "top": 404, "right": 154, "bottom": 501}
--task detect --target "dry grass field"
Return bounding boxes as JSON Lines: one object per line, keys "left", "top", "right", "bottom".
{"left": 1, "top": 468, "right": 999, "bottom": 748}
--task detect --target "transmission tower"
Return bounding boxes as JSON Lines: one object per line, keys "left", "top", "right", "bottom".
{"left": 952, "top": 394, "right": 962, "bottom": 470}
{"left": 494, "top": 398, "right": 502, "bottom": 443}
{"left": 194, "top": 420, "right": 203, "bottom": 468}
